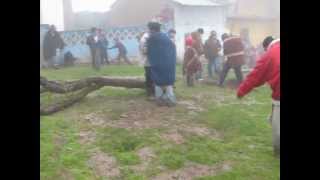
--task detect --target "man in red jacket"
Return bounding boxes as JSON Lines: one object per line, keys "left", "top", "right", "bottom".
{"left": 237, "top": 36, "right": 280, "bottom": 157}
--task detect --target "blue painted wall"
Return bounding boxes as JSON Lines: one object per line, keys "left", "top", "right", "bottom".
{"left": 40, "top": 23, "right": 173, "bottom": 64}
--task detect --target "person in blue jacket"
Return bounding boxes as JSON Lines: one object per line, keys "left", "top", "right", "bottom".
{"left": 147, "top": 22, "right": 177, "bottom": 106}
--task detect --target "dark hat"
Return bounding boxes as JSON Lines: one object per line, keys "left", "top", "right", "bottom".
{"left": 169, "top": 29, "right": 176, "bottom": 34}
{"left": 221, "top": 33, "right": 229, "bottom": 41}
{"left": 148, "top": 22, "right": 161, "bottom": 31}
{"left": 91, "top": 27, "right": 97, "bottom": 32}
{"left": 262, "top": 36, "right": 275, "bottom": 50}
{"left": 197, "top": 28, "right": 204, "bottom": 34}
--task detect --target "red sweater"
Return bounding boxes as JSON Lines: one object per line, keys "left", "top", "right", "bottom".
{"left": 237, "top": 39, "right": 280, "bottom": 100}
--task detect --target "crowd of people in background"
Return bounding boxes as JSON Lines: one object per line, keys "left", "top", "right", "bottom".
{"left": 87, "top": 27, "right": 132, "bottom": 70}
{"left": 42, "top": 22, "right": 280, "bottom": 157}
{"left": 136, "top": 23, "right": 280, "bottom": 156}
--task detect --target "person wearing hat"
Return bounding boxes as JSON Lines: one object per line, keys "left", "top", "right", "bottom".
{"left": 237, "top": 36, "right": 280, "bottom": 157}
{"left": 147, "top": 22, "right": 177, "bottom": 106}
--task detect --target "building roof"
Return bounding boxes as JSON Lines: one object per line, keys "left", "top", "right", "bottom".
{"left": 171, "top": 0, "right": 221, "bottom": 6}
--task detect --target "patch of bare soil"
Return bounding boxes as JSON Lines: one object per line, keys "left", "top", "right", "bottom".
{"left": 53, "top": 135, "right": 67, "bottom": 147}
{"left": 57, "top": 168, "right": 75, "bottom": 180}
{"left": 53, "top": 135, "right": 67, "bottom": 157}
{"left": 78, "top": 130, "right": 96, "bottom": 145}
{"left": 105, "top": 102, "right": 176, "bottom": 129}
{"left": 152, "top": 161, "right": 233, "bottom": 180}
{"left": 87, "top": 150, "right": 120, "bottom": 178}
{"left": 178, "top": 125, "right": 223, "bottom": 140}
{"left": 177, "top": 100, "right": 204, "bottom": 112}
{"left": 160, "top": 125, "right": 222, "bottom": 144}
{"left": 131, "top": 147, "right": 156, "bottom": 172}
{"left": 83, "top": 113, "right": 105, "bottom": 126}
{"left": 161, "top": 130, "right": 185, "bottom": 145}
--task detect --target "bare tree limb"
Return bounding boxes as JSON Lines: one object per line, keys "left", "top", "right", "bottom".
{"left": 40, "top": 76, "right": 145, "bottom": 94}
{"left": 40, "top": 85, "right": 103, "bottom": 115}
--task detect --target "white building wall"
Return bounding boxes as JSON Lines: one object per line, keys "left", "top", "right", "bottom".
{"left": 41, "top": 0, "right": 64, "bottom": 31}
{"left": 173, "top": 5, "right": 228, "bottom": 60}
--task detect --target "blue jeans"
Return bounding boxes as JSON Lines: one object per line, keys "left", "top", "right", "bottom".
{"left": 155, "top": 85, "right": 176, "bottom": 106}
{"left": 208, "top": 56, "right": 221, "bottom": 78}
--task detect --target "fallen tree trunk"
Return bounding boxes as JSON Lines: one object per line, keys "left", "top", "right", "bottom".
{"left": 40, "top": 85, "right": 103, "bottom": 115}
{"left": 40, "top": 76, "right": 145, "bottom": 94}
{"left": 40, "top": 76, "right": 146, "bottom": 115}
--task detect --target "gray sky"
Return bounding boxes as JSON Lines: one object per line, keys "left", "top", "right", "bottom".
{"left": 41, "top": 0, "right": 117, "bottom": 30}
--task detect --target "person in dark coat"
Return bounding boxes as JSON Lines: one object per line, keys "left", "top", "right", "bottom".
{"left": 97, "top": 29, "right": 109, "bottom": 65}
{"left": 43, "top": 25, "right": 65, "bottom": 68}
{"left": 86, "top": 27, "right": 101, "bottom": 70}
{"left": 109, "top": 38, "right": 132, "bottom": 65}
{"left": 147, "top": 22, "right": 177, "bottom": 106}
{"left": 204, "top": 31, "right": 222, "bottom": 79}
{"left": 219, "top": 33, "right": 245, "bottom": 87}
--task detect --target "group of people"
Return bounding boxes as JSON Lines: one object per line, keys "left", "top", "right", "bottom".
{"left": 43, "top": 23, "right": 280, "bottom": 156}
{"left": 42, "top": 25, "right": 77, "bottom": 68}
{"left": 86, "top": 27, "right": 132, "bottom": 70}
{"left": 182, "top": 28, "right": 256, "bottom": 88}
{"left": 138, "top": 22, "right": 280, "bottom": 156}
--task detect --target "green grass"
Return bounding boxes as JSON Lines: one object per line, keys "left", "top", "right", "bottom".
{"left": 40, "top": 116, "right": 98, "bottom": 180}
{"left": 40, "top": 65, "right": 279, "bottom": 180}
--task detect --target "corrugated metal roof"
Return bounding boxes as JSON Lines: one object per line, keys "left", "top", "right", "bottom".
{"left": 171, "top": 0, "right": 222, "bottom": 6}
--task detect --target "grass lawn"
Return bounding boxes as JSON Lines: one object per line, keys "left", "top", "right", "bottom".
{"left": 40, "top": 65, "right": 280, "bottom": 180}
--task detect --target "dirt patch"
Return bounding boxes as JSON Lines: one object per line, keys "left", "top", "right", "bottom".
{"left": 131, "top": 147, "right": 156, "bottom": 173}
{"left": 57, "top": 168, "right": 75, "bottom": 180}
{"left": 177, "top": 101, "right": 204, "bottom": 112}
{"left": 152, "top": 161, "right": 233, "bottom": 180}
{"left": 87, "top": 150, "right": 120, "bottom": 178}
{"left": 78, "top": 130, "right": 96, "bottom": 145}
{"left": 53, "top": 135, "right": 67, "bottom": 147}
{"left": 83, "top": 113, "right": 105, "bottom": 126}
{"left": 137, "top": 147, "right": 156, "bottom": 161}
{"left": 105, "top": 102, "right": 176, "bottom": 129}
{"left": 179, "top": 125, "right": 223, "bottom": 140}
{"left": 161, "top": 130, "right": 185, "bottom": 145}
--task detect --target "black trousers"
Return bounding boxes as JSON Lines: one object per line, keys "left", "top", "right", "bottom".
{"left": 144, "top": 67, "right": 154, "bottom": 96}
{"left": 219, "top": 63, "right": 243, "bottom": 86}
{"left": 90, "top": 48, "right": 96, "bottom": 67}
{"left": 100, "top": 48, "right": 109, "bottom": 64}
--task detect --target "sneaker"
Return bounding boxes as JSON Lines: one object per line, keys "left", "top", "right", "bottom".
{"left": 156, "top": 97, "right": 166, "bottom": 106}
{"left": 165, "top": 95, "right": 177, "bottom": 107}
